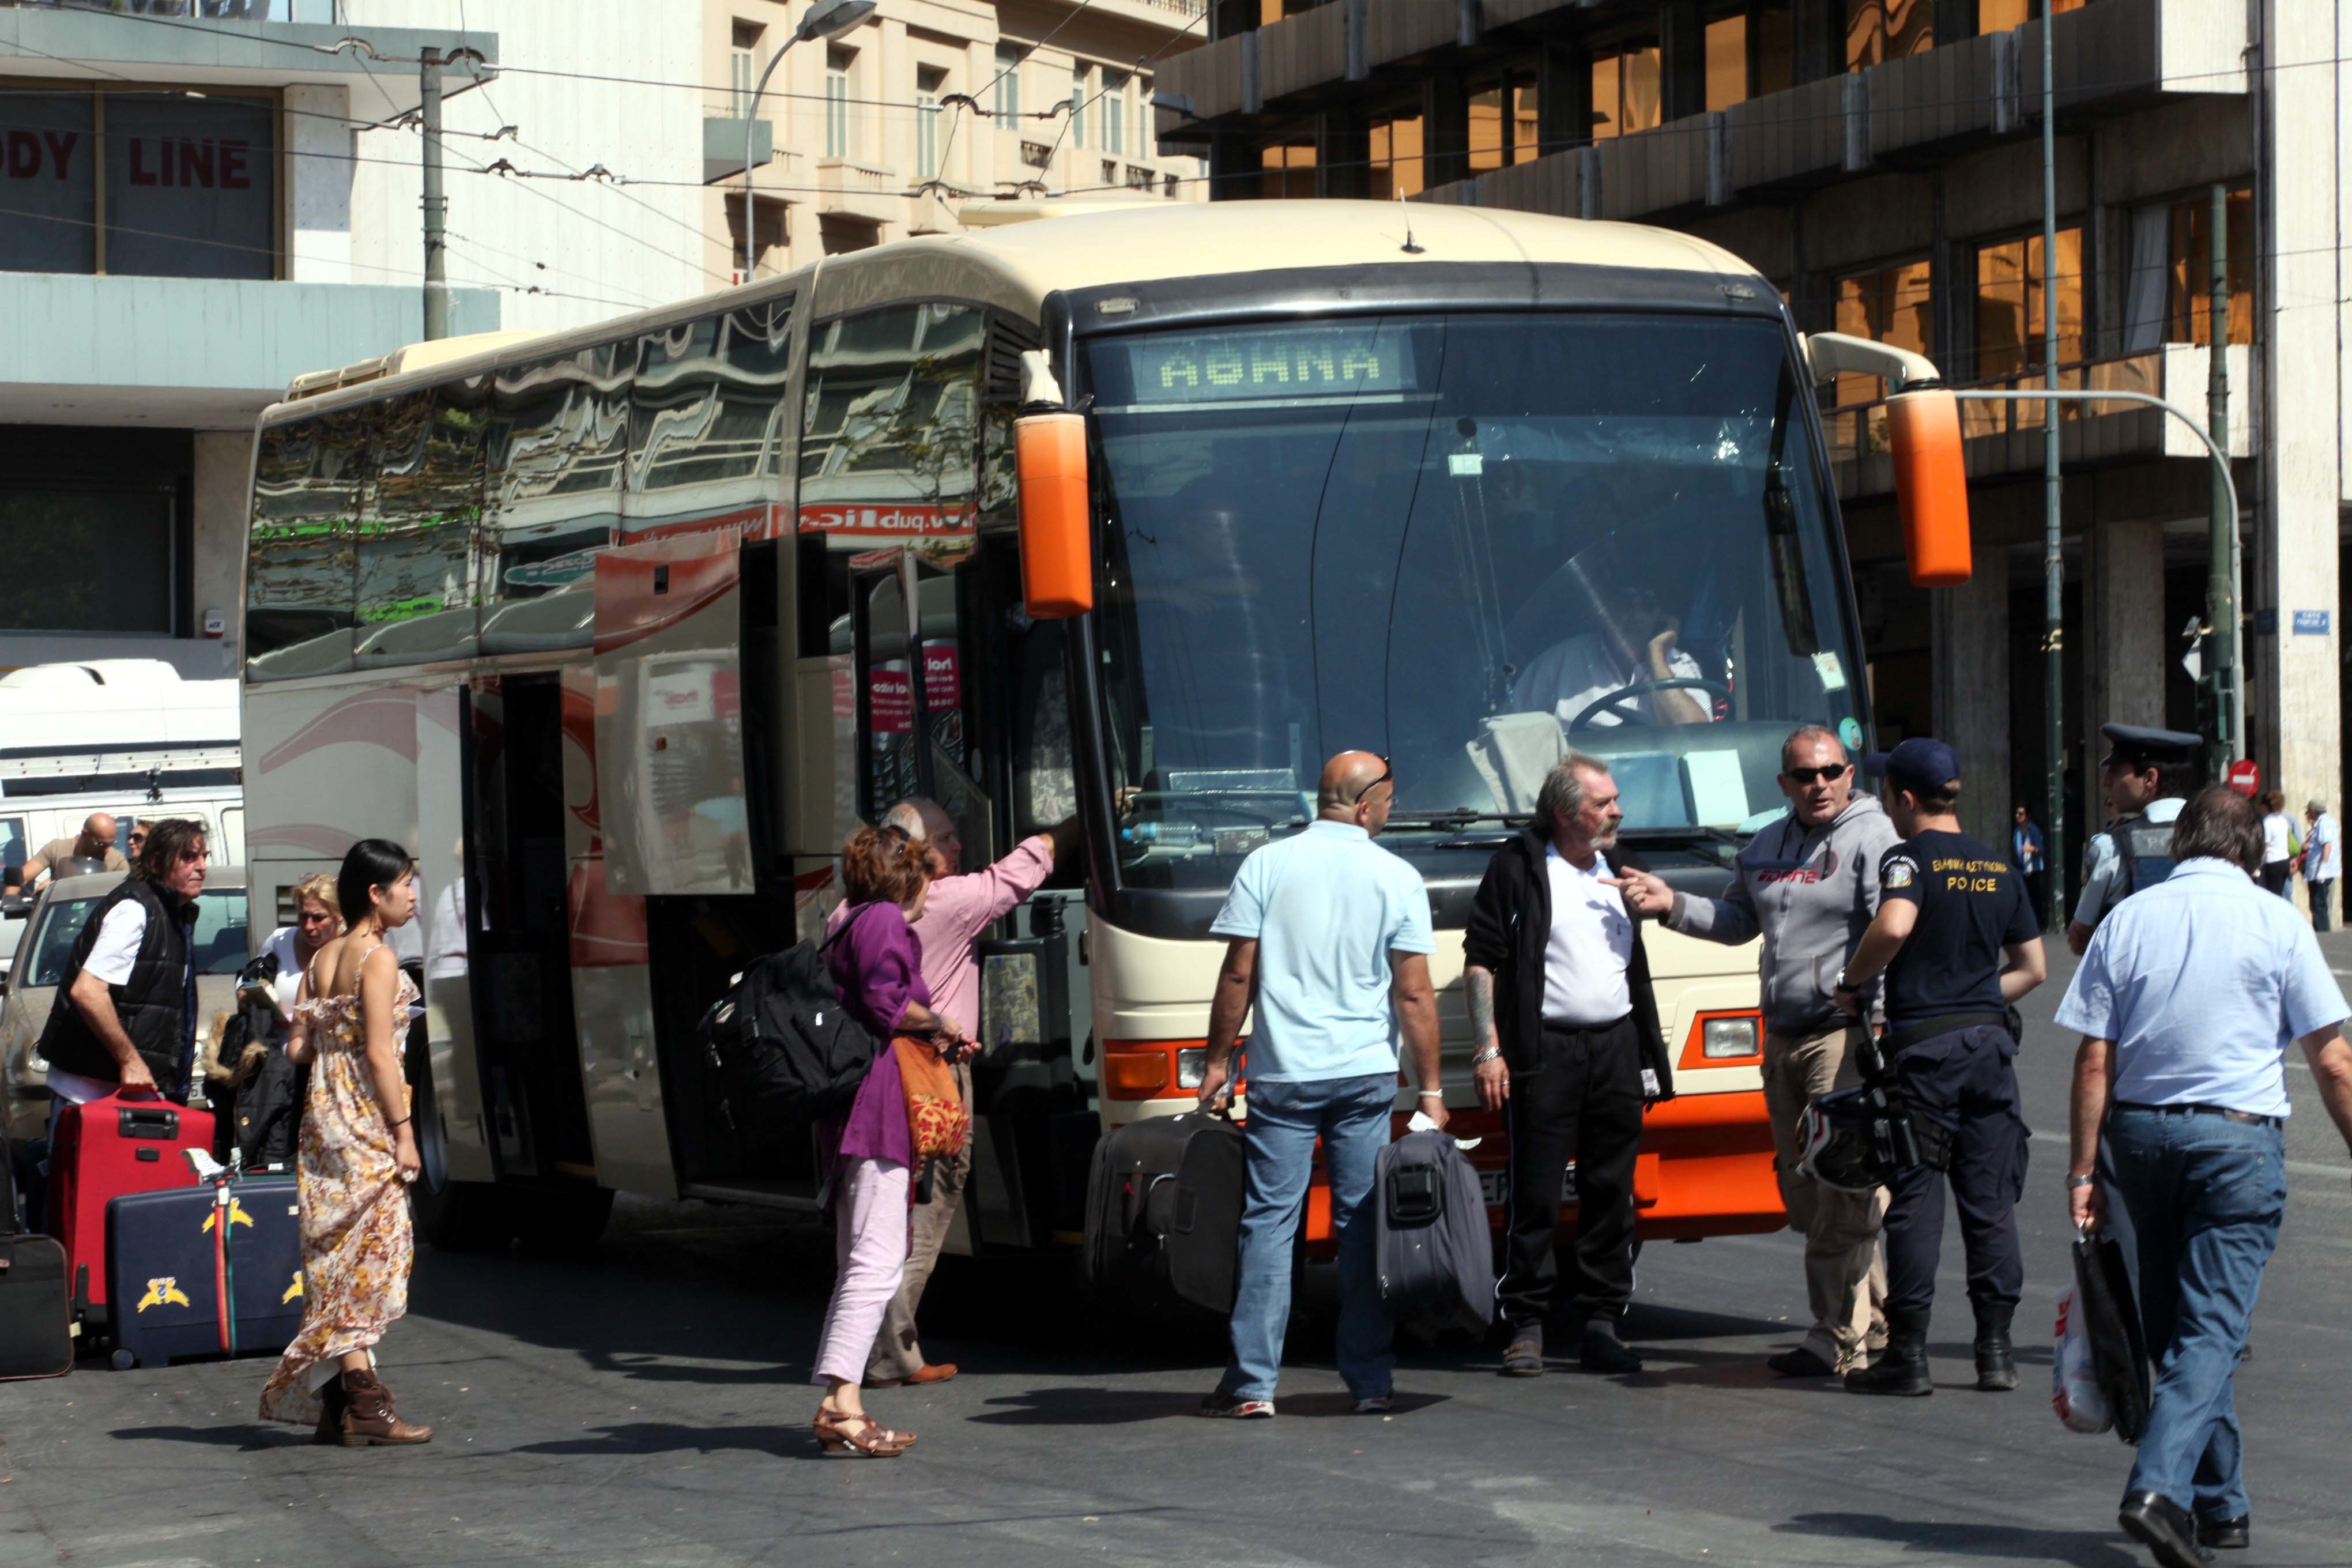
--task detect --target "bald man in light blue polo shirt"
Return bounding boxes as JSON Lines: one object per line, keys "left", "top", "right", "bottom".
{"left": 1193, "top": 750, "right": 1443, "bottom": 1419}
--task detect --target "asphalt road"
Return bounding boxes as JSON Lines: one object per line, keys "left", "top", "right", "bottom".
{"left": 7, "top": 938, "right": 2352, "bottom": 1568}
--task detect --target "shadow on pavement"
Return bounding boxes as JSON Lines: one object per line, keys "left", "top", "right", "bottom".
{"left": 967, "top": 1386, "right": 1448, "bottom": 1424}
{"left": 109, "top": 1424, "right": 293, "bottom": 1453}
{"left": 507, "top": 1419, "right": 812, "bottom": 1458}
{"left": 1778, "top": 1512, "right": 2141, "bottom": 1566}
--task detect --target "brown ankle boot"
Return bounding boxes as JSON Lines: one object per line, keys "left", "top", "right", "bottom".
{"left": 338, "top": 1369, "right": 432, "bottom": 1446}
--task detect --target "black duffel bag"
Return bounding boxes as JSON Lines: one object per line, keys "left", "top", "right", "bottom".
{"left": 698, "top": 933, "right": 883, "bottom": 1131}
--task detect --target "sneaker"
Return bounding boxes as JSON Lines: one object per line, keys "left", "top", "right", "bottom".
{"left": 1499, "top": 1325, "right": 1546, "bottom": 1377}
{"left": 1352, "top": 1395, "right": 1393, "bottom": 1414}
{"left": 1578, "top": 1322, "right": 1644, "bottom": 1374}
{"left": 1197, "top": 1390, "right": 1275, "bottom": 1419}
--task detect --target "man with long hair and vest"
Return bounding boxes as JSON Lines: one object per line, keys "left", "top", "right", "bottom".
{"left": 36, "top": 819, "right": 209, "bottom": 1204}
{"left": 2066, "top": 725, "right": 2202, "bottom": 956}
{"left": 1830, "top": 740, "right": 2046, "bottom": 1397}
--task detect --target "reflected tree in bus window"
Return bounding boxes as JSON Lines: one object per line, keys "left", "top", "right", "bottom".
{"left": 797, "top": 302, "right": 982, "bottom": 557}
{"left": 353, "top": 387, "right": 486, "bottom": 669}
{"left": 479, "top": 342, "right": 631, "bottom": 655}
{"left": 246, "top": 409, "right": 364, "bottom": 681}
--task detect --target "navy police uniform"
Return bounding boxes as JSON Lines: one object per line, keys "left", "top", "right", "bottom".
{"left": 2073, "top": 724, "right": 2203, "bottom": 937}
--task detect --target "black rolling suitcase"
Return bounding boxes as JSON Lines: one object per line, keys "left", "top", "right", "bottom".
{"left": 107, "top": 1173, "right": 304, "bottom": 1370}
{"left": 1375, "top": 1130, "right": 1495, "bottom": 1337}
{"left": 1083, "top": 1111, "right": 1245, "bottom": 1315}
{"left": 0, "top": 1127, "right": 72, "bottom": 1381}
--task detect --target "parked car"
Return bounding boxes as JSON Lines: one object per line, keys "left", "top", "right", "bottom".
{"left": 1, "top": 868, "right": 251, "bottom": 1148}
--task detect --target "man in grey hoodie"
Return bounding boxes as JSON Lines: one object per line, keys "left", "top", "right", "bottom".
{"left": 1614, "top": 724, "right": 1899, "bottom": 1377}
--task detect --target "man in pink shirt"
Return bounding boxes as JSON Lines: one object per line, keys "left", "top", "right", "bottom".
{"left": 851, "top": 798, "right": 1075, "bottom": 1386}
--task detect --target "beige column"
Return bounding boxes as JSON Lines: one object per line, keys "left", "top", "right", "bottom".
{"left": 1932, "top": 546, "right": 2011, "bottom": 847}
{"left": 191, "top": 431, "right": 254, "bottom": 679}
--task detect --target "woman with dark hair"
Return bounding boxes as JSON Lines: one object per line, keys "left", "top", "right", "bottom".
{"left": 808, "top": 823, "right": 970, "bottom": 1457}
{"left": 257, "top": 839, "right": 431, "bottom": 1446}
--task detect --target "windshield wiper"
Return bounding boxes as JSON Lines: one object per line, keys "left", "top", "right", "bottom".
{"left": 1619, "top": 824, "right": 1746, "bottom": 864}
{"left": 1386, "top": 809, "right": 1531, "bottom": 827}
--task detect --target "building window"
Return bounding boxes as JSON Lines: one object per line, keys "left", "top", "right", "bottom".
{"left": 1139, "top": 74, "right": 1155, "bottom": 158}
{"left": 1070, "top": 66, "right": 1088, "bottom": 147}
{"left": 2123, "top": 188, "right": 2254, "bottom": 350}
{"left": 994, "top": 44, "right": 1024, "bottom": 129}
{"left": 1104, "top": 71, "right": 1128, "bottom": 156}
{"left": 1261, "top": 142, "right": 1314, "bottom": 199}
{"left": 1834, "top": 259, "right": 1933, "bottom": 405}
{"left": 1978, "top": 0, "right": 2088, "bottom": 31}
{"left": 1468, "top": 74, "right": 1541, "bottom": 172}
{"left": 730, "top": 20, "right": 763, "bottom": 118}
{"left": 1591, "top": 40, "right": 1663, "bottom": 141}
{"left": 1706, "top": 6, "right": 1747, "bottom": 111}
{"left": 0, "top": 488, "right": 174, "bottom": 634}
{"left": 1368, "top": 112, "right": 1424, "bottom": 198}
{"left": 1846, "top": 0, "right": 1932, "bottom": 70}
{"left": 1974, "top": 227, "right": 2084, "bottom": 380}
{"left": 917, "top": 66, "right": 947, "bottom": 179}
{"left": 1755, "top": 2, "right": 1795, "bottom": 94}
{"left": 825, "top": 47, "right": 852, "bottom": 158}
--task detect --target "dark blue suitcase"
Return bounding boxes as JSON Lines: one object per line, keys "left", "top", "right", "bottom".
{"left": 106, "top": 1175, "right": 304, "bottom": 1370}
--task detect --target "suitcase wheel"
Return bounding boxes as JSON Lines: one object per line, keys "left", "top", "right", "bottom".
{"left": 110, "top": 1348, "right": 137, "bottom": 1371}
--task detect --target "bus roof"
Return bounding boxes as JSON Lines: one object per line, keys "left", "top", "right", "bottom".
{"left": 269, "top": 203, "right": 1766, "bottom": 420}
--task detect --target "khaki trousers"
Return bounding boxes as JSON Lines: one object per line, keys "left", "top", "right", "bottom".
{"left": 864, "top": 1059, "right": 971, "bottom": 1382}
{"left": 1763, "top": 1027, "right": 1888, "bottom": 1370}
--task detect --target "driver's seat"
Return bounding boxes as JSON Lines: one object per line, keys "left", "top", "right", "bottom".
{"left": 1467, "top": 713, "right": 1568, "bottom": 814}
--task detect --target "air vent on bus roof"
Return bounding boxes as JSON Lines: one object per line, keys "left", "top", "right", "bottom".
{"left": 983, "top": 316, "right": 1043, "bottom": 403}
{"left": 284, "top": 330, "right": 549, "bottom": 402}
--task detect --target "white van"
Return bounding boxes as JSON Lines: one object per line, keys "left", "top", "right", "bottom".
{"left": 0, "top": 661, "right": 242, "bottom": 977}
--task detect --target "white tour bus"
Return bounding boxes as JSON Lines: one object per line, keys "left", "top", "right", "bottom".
{"left": 239, "top": 202, "right": 1970, "bottom": 1262}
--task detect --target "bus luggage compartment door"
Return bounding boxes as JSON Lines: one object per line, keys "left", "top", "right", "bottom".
{"left": 592, "top": 536, "right": 753, "bottom": 899}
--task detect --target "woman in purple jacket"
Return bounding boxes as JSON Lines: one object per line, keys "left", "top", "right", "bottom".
{"left": 811, "top": 823, "right": 970, "bottom": 1457}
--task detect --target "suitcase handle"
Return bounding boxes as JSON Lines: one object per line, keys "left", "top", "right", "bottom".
{"left": 119, "top": 1106, "right": 180, "bottom": 1141}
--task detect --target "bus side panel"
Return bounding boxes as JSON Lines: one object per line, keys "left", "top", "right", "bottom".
{"left": 414, "top": 687, "right": 493, "bottom": 1186}
{"left": 560, "top": 668, "right": 673, "bottom": 1198}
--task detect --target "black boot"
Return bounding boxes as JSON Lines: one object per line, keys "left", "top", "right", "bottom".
{"left": 1973, "top": 1302, "right": 2018, "bottom": 1392}
{"left": 1845, "top": 1307, "right": 1932, "bottom": 1396}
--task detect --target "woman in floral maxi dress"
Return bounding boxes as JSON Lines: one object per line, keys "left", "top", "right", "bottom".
{"left": 257, "top": 839, "right": 432, "bottom": 1446}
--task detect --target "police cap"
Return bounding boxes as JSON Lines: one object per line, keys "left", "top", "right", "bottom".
{"left": 2098, "top": 723, "right": 2202, "bottom": 772}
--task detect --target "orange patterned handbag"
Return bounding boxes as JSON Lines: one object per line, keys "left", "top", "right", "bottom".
{"left": 894, "top": 1035, "right": 969, "bottom": 1162}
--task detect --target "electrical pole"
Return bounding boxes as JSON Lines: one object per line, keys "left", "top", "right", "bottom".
{"left": 2206, "top": 182, "right": 2242, "bottom": 772}
{"left": 2040, "top": 9, "right": 2064, "bottom": 928}
{"left": 420, "top": 46, "right": 448, "bottom": 341}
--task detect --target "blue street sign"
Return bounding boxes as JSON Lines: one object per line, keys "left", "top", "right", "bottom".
{"left": 2293, "top": 609, "right": 2331, "bottom": 636}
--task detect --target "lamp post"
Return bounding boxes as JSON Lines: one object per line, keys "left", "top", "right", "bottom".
{"left": 741, "top": 0, "right": 877, "bottom": 284}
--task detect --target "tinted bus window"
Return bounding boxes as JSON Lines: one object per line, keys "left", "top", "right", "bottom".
{"left": 354, "top": 389, "right": 487, "bottom": 669}
{"left": 246, "top": 409, "right": 363, "bottom": 681}
{"left": 480, "top": 343, "right": 631, "bottom": 656}
{"left": 798, "top": 302, "right": 981, "bottom": 542}
{"left": 631, "top": 301, "right": 793, "bottom": 496}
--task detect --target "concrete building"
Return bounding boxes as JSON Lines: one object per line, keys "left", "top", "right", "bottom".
{"left": 711, "top": 0, "right": 1209, "bottom": 278}
{"left": 1156, "top": 0, "right": 2333, "bottom": 899}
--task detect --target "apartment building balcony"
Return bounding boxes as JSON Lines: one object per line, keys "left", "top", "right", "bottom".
{"left": 703, "top": 116, "right": 775, "bottom": 184}
{"left": 816, "top": 157, "right": 902, "bottom": 225}
{"left": 1825, "top": 342, "right": 2252, "bottom": 503}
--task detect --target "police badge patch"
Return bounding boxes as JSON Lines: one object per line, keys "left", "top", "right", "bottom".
{"left": 1885, "top": 859, "right": 1917, "bottom": 889}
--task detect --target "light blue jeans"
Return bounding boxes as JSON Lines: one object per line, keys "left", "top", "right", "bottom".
{"left": 1222, "top": 1072, "right": 1395, "bottom": 1403}
{"left": 2106, "top": 1105, "right": 2285, "bottom": 1522}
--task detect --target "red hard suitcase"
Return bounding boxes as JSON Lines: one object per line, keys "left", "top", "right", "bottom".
{"left": 49, "top": 1094, "right": 213, "bottom": 1332}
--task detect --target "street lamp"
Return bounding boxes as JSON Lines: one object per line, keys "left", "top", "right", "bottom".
{"left": 741, "top": 0, "right": 877, "bottom": 283}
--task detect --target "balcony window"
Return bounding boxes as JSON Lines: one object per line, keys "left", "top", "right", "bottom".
{"left": 1071, "top": 66, "right": 1088, "bottom": 148}
{"left": 730, "top": 20, "right": 763, "bottom": 118}
{"left": 1139, "top": 74, "right": 1155, "bottom": 159}
{"left": 2124, "top": 188, "right": 2254, "bottom": 350}
{"left": 1977, "top": 0, "right": 2087, "bottom": 30}
{"left": 1261, "top": 142, "right": 1314, "bottom": 199}
{"left": 1834, "top": 259, "right": 1932, "bottom": 406}
{"left": 1105, "top": 72, "right": 1128, "bottom": 156}
{"left": 1974, "top": 227, "right": 2084, "bottom": 379}
{"left": 917, "top": 66, "right": 947, "bottom": 180}
{"left": 1590, "top": 42, "right": 1662, "bottom": 141}
{"left": 1845, "top": 0, "right": 1932, "bottom": 71}
{"left": 1368, "top": 112, "right": 1424, "bottom": 199}
{"left": 825, "top": 48, "right": 853, "bottom": 159}
{"left": 1706, "top": 7, "right": 1747, "bottom": 111}
{"left": 1756, "top": 2, "right": 1794, "bottom": 95}
{"left": 1468, "top": 73, "right": 1540, "bottom": 172}
{"left": 994, "top": 45, "right": 1024, "bottom": 129}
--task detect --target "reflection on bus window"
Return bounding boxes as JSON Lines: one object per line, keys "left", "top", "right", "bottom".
{"left": 1085, "top": 313, "right": 1860, "bottom": 889}
{"left": 355, "top": 389, "right": 486, "bottom": 669}
{"left": 480, "top": 342, "right": 631, "bottom": 655}
{"left": 799, "top": 303, "right": 982, "bottom": 555}
{"left": 246, "top": 410, "right": 364, "bottom": 681}
{"left": 631, "top": 299, "right": 794, "bottom": 497}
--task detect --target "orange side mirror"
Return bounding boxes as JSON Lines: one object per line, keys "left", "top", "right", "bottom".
{"left": 1016, "top": 410, "right": 1092, "bottom": 619}
{"left": 1888, "top": 388, "right": 1972, "bottom": 586}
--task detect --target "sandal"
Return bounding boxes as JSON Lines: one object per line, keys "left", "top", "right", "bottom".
{"left": 813, "top": 1408, "right": 907, "bottom": 1458}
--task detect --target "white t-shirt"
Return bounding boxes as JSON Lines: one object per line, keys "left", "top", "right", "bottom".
{"left": 2261, "top": 812, "right": 2294, "bottom": 864}
{"left": 263, "top": 926, "right": 306, "bottom": 1021}
{"left": 1513, "top": 634, "right": 1708, "bottom": 728}
{"left": 1541, "top": 844, "right": 1634, "bottom": 1027}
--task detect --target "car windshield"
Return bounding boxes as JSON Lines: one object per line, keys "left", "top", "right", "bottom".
{"left": 21, "top": 888, "right": 250, "bottom": 988}
{"left": 1083, "top": 311, "right": 1861, "bottom": 890}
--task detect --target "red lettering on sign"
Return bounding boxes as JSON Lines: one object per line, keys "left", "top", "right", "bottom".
{"left": 179, "top": 139, "right": 214, "bottom": 189}
{"left": 129, "top": 139, "right": 157, "bottom": 186}
{"left": 922, "top": 644, "right": 960, "bottom": 710}
{"left": 5, "top": 131, "right": 36, "bottom": 179}
{"left": 44, "top": 131, "right": 76, "bottom": 179}
{"left": 713, "top": 669, "right": 741, "bottom": 723}
{"left": 220, "top": 139, "right": 250, "bottom": 191}
{"left": 869, "top": 669, "right": 913, "bottom": 736}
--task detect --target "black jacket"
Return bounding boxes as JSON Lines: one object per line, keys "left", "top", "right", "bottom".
{"left": 1462, "top": 828, "right": 1675, "bottom": 1098}
{"left": 38, "top": 877, "right": 198, "bottom": 1096}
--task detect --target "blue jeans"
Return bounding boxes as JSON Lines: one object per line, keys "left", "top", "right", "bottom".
{"left": 2105, "top": 1105, "right": 2285, "bottom": 1521}
{"left": 1222, "top": 1073, "right": 1395, "bottom": 1402}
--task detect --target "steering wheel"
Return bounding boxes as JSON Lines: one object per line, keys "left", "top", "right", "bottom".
{"left": 1566, "top": 677, "right": 1733, "bottom": 731}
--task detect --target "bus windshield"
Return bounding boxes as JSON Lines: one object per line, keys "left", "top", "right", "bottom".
{"left": 1083, "top": 311, "right": 1863, "bottom": 890}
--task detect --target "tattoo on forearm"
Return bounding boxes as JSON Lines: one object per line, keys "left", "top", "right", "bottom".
{"left": 1466, "top": 970, "right": 1498, "bottom": 1053}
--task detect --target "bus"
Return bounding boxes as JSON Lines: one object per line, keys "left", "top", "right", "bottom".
{"left": 237, "top": 201, "right": 1969, "bottom": 1263}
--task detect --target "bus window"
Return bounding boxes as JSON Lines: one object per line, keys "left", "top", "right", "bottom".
{"left": 480, "top": 345, "right": 630, "bottom": 655}
{"left": 355, "top": 387, "right": 487, "bottom": 669}
{"left": 246, "top": 409, "right": 364, "bottom": 681}
{"left": 857, "top": 566, "right": 918, "bottom": 816}
{"left": 798, "top": 302, "right": 982, "bottom": 546}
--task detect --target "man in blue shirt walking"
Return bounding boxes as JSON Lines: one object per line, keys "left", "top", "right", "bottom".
{"left": 2059, "top": 786, "right": 2352, "bottom": 1567}
{"left": 1194, "top": 751, "right": 1443, "bottom": 1418}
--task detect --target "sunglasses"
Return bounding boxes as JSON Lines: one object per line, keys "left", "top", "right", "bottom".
{"left": 1348, "top": 755, "right": 1394, "bottom": 805}
{"left": 1786, "top": 763, "right": 1850, "bottom": 785}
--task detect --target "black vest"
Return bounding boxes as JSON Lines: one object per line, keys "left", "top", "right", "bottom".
{"left": 37, "top": 877, "right": 197, "bottom": 1095}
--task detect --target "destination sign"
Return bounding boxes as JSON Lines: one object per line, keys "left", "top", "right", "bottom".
{"left": 1110, "top": 324, "right": 1415, "bottom": 407}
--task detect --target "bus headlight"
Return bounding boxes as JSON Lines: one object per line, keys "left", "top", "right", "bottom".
{"left": 1176, "top": 1047, "right": 1207, "bottom": 1089}
{"left": 1702, "top": 1017, "right": 1760, "bottom": 1059}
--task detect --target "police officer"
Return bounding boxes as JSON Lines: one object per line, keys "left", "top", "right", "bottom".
{"left": 1830, "top": 738, "right": 2047, "bottom": 1397}
{"left": 2066, "top": 724, "right": 2203, "bottom": 956}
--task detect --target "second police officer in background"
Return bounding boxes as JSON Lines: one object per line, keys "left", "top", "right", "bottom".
{"left": 2067, "top": 725, "right": 2204, "bottom": 955}
{"left": 1830, "top": 738, "right": 2047, "bottom": 1397}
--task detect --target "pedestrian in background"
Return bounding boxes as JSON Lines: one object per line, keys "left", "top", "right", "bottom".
{"left": 2012, "top": 803, "right": 2047, "bottom": 921}
{"left": 125, "top": 821, "right": 146, "bottom": 863}
{"left": 7, "top": 811, "right": 126, "bottom": 894}
{"left": 1195, "top": 751, "right": 1441, "bottom": 1419}
{"left": 1615, "top": 724, "right": 1895, "bottom": 1378}
{"left": 1833, "top": 739, "right": 2046, "bottom": 1398}
{"left": 258, "top": 839, "right": 430, "bottom": 1446}
{"left": 2057, "top": 786, "right": 2352, "bottom": 1567}
{"left": 2302, "top": 798, "right": 2339, "bottom": 932}
{"left": 1469, "top": 753, "right": 1675, "bottom": 1378}
{"left": 2259, "top": 791, "right": 2298, "bottom": 898}
{"left": 809, "top": 823, "right": 971, "bottom": 1457}
{"left": 2068, "top": 726, "right": 2202, "bottom": 955}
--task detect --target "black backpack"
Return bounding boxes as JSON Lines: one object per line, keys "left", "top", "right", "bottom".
{"left": 227, "top": 952, "right": 306, "bottom": 1171}
{"left": 698, "top": 931, "right": 883, "bottom": 1130}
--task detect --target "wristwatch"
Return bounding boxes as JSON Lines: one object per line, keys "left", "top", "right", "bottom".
{"left": 2066, "top": 1173, "right": 2096, "bottom": 1190}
